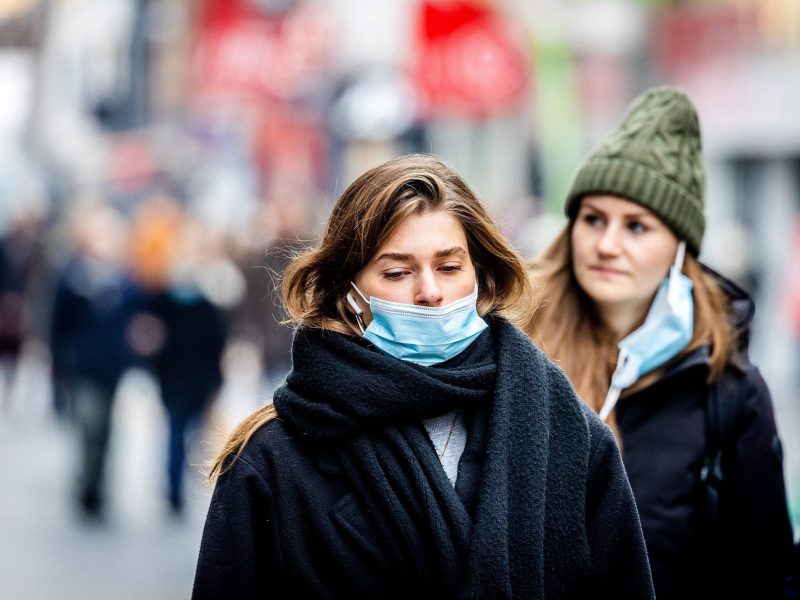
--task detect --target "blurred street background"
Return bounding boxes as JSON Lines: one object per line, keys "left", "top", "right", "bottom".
{"left": 0, "top": 0, "right": 799, "bottom": 598}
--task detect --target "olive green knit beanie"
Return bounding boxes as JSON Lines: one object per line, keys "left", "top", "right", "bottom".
{"left": 565, "top": 86, "right": 706, "bottom": 255}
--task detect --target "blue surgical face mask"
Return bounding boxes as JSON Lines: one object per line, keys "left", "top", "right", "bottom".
{"left": 346, "top": 282, "right": 488, "bottom": 366}
{"left": 599, "top": 241, "right": 694, "bottom": 421}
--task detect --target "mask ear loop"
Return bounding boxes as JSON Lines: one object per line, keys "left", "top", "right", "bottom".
{"left": 599, "top": 386, "right": 622, "bottom": 422}
{"left": 599, "top": 347, "right": 629, "bottom": 422}
{"left": 668, "top": 240, "right": 688, "bottom": 307}
{"left": 674, "top": 240, "right": 686, "bottom": 270}
{"left": 347, "top": 282, "right": 368, "bottom": 334}
{"left": 670, "top": 241, "right": 686, "bottom": 281}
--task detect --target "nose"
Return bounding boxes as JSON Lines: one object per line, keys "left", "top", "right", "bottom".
{"left": 414, "top": 271, "right": 444, "bottom": 306}
{"left": 596, "top": 224, "right": 622, "bottom": 257}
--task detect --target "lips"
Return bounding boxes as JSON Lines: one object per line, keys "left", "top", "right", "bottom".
{"left": 588, "top": 266, "right": 629, "bottom": 277}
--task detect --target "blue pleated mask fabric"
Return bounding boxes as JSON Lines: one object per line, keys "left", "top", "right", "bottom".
{"left": 347, "top": 282, "right": 488, "bottom": 367}
{"left": 599, "top": 241, "right": 694, "bottom": 421}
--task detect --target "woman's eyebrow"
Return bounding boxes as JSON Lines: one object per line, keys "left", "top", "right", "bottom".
{"left": 374, "top": 246, "right": 465, "bottom": 263}
{"left": 374, "top": 252, "right": 413, "bottom": 263}
{"left": 434, "top": 246, "right": 466, "bottom": 259}
{"left": 583, "top": 202, "right": 650, "bottom": 220}
{"left": 581, "top": 202, "right": 606, "bottom": 216}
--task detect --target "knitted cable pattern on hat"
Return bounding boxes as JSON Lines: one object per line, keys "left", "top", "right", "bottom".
{"left": 565, "top": 86, "right": 706, "bottom": 255}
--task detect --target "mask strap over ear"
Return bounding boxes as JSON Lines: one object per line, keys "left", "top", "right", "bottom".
{"left": 674, "top": 241, "right": 687, "bottom": 271}
{"left": 347, "top": 282, "right": 368, "bottom": 334}
{"left": 668, "top": 240, "right": 688, "bottom": 295}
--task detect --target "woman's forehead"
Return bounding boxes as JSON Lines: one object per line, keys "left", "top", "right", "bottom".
{"left": 372, "top": 211, "right": 468, "bottom": 260}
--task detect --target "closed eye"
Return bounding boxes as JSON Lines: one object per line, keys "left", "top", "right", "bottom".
{"left": 439, "top": 264, "right": 463, "bottom": 273}
{"left": 382, "top": 270, "right": 409, "bottom": 280}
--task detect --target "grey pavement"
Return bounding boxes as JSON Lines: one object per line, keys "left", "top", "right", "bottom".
{"left": 0, "top": 367, "right": 212, "bottom": 600}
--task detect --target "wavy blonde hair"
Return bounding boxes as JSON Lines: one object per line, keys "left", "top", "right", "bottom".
{"left": 524, "top": 225, "right": 733, "bottom": 422}
{"left": 209, "top": 154, "right": 533, "bottom": 481}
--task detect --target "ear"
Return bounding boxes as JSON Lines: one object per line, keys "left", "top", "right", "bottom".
{"left": 345, "top": 292, "right": 367, "bottom": 334}
{"left": 346, "top": 292, "right": 363, "bottom": 316}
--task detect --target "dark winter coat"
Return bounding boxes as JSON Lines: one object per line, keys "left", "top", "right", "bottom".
{"left": 615, "top": 270, "right": 795, "bottom": 599}
{"left": 49, "top": 257, "right": 139, "bottom": 391}
{"left": 144, "top": 290, "right": 226, "bottom": 413}
{"left": 193, "top": 319, "right": 655, "bottom": 599}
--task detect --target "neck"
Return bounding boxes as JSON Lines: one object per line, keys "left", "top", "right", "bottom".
{"left": 596, "top": 300, "right": 650, "bottom": 343}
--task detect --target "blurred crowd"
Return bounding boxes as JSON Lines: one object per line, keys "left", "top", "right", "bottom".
{"left": 0, "top": 189, "right": 306, "bottom": 517}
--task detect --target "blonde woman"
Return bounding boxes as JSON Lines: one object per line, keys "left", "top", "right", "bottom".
{"left": 192, "top": 154, "right": 654, "bottom": 598}
{"left": 526, "top": 87, "right": 794, "bottom": 599}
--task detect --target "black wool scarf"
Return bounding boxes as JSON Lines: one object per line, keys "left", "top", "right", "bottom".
{"left": 273, "top": 317, "right": 593, "bottom": 598}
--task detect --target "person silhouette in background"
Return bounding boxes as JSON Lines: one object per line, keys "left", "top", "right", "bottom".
{"left": 524, "top": 87, "right": 794, "bottom": 599}
{"left": 49, "top": 201, "right": 138, "bottom": 518}
{"left": 128, "top": 200, "right": 228, "bottom": 514}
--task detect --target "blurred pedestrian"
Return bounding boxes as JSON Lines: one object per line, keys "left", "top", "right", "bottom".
{"left": 0, "top": 197, "right": 49, "bottom": 414}
{"left": 0, "top": 242, "right": 27, "bottom": 407}
{"left": 49, "top": 202, "right": 138, "bottom": 518}
{"left": 138, "top": 282, "right": 226, "bottom": 514}
{"left": 228, "top": 200, "right": 310, "bottom": 398}
{"left": 524, "top": 87, "right": 794, "bottom": 599}
{"left": 128, "top": 201, "right": 228, "bottom": 514}
{"left": 192, "top": 154, "right": 655, "bottom": 598}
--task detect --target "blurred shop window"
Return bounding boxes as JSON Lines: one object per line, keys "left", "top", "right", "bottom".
{"left": 191, "top": 0, "right": 334, "bottom": 105}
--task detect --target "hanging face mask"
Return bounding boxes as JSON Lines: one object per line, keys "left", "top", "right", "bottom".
{"left": 346, "top": 282, "right": 488, "bottom": 366}
{"left": 598, "top": 241, "right": 694, "bottom": 421}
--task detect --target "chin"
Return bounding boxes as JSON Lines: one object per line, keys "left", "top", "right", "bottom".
{"left": 583, "top": 285, "right": 636, "bottom": 308}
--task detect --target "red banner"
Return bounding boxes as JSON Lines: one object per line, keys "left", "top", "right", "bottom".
{"left": 192, "top": 0, "right": 332, "bottom": 104}
{"left": 415, "top": 1, "right": 529, "bottom": 118}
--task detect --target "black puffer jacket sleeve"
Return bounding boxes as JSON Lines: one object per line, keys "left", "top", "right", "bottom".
{"left": 584, "top": 410, "right": 656, "bottom": 599}
{"left": 192, "top": 454, "right": 281, "bottom": 599}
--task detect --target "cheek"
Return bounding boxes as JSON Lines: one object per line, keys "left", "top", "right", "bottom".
{"left": 458, "top": 275, "right": 477, "bottom": 297}
{"left": 635, "top": 252, "right": 672, "bottom": 293}
{"left": 643, "top": 241, "right": 676, "bottom": 274}
{"left": 355, "top": 273, "right": 388, "bottom": 301}
{"left": 570, "top": 234, "right": 590, "bottom": 272}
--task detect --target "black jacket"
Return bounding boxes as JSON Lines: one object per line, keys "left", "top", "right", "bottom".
{"left": 193, "top": 409, "right": 652, "bottom": 599}
{"left": 49, "top": 257, "right": 139, "bottom": 391}
{"left": 193, "top": 323, "right": 655, "bottom": 599}
{"left": 616, "top": 271, "right": 794, "bottom": 599}
{"left": 143, "top": 290, "right": 226, "bottom": 412}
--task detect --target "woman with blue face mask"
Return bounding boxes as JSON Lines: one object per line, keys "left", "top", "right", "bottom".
{"left": 525, "top": 87, "right": 795, "bottom": 599}
{"left": 192, "top": 154, "right": 655, "bottom": 599}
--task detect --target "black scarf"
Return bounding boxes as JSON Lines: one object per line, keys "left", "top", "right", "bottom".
{"left": 273, "top": 317, "right": 592, "bottom": 598}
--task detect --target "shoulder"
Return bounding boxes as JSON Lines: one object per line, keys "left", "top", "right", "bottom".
{"left": 521, "top": 324, "right": 600, "bottom": 439}
{"left": 719, "top": 364, "right": 776, "bottom": 430}
{"left": 240, "top": 414, "right": 303, "bottom": 462}
{"left": 218, "top": 416, "right": 307, "bottom": 489}
{"left": 576, "top": 401, "right": 617, "bottom": 461}
{"left": 495, "top": 317, "right": 568, "bottom": 378}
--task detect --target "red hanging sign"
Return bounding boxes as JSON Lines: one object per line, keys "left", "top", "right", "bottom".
{"left": 415, "top": 1, "right": 529, "bottom": 118}
{"left": 192, "top": 0, "right": 332, "bottom": 104}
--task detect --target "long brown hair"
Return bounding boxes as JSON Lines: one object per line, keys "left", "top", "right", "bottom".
{"left": 209, "top": 154, "right": 533, "bottom": 481}
{"left": 524, "top": 225, "right": 733, "bottom": 417}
